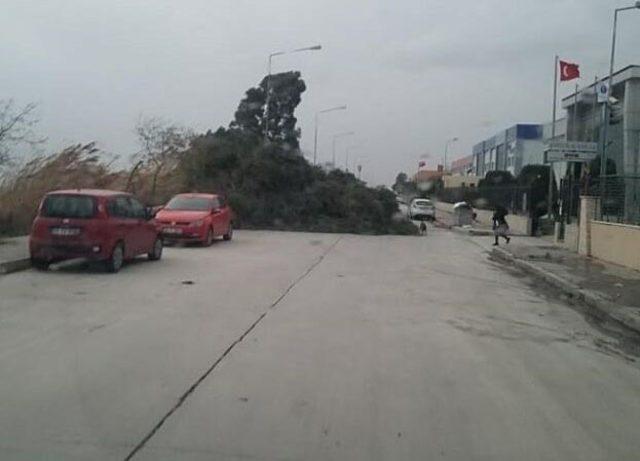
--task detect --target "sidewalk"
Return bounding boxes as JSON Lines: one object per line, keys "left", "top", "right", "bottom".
{"left": 467, "top": 234, "right": 640, "bottom": 335}
{"left": 0, "top": 236, "right": 30, "bottom": 274}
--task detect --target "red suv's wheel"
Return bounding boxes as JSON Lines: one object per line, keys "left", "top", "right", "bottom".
{"left": 106, "top": 243, "right": 124, "bottom": 273}
{"left": 148, "top": 237, "right": 163, "bottom": 261}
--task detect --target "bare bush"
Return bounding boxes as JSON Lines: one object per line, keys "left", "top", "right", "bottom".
{"left": 0, "top": 99, "right": 45, "bottom": 171}
{"left": 134, "top": 116, "right": 192, "bottom": 203}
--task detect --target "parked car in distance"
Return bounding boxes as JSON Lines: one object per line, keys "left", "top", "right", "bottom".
{"left": 409, "top": 198, "right": 436, "bottom": 221}
{"left": 29, "top": 189, "right": 163, "bottom": 273}
{"left": 155, "top": 193, "right": 233, "bottom": 246}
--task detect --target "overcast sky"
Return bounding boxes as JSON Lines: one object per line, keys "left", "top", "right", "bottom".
{"left": 2, "top": 0, "right": 639, "bottom": 185}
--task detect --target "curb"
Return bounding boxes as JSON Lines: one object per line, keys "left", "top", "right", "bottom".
{"left": 492, "top": 247, "right": 640, "bottom": 336}
{"left": 450, "top": 226, "right": 494, "bottom": 236}
{"left": 450, "top": 226, "right": 530, "bottom": 237}
{"left": 0, "top": 258, "right": 32, "bottom": 275}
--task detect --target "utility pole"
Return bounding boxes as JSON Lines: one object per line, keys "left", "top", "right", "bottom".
{"left": 331, "top": 131, "right": 354, "bottom": 169}
{"left": 263, "top": 45, "right": 322, "bottom": 142}
{"left": 313, "top": 105, "right": 347, "bottom": 165}
{"left": 600, "top": 3, "right": 640, "bottom": 208}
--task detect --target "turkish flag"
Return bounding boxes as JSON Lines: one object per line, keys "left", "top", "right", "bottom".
{"left": 559, "top": 60, "right": 580, "bottom": 81}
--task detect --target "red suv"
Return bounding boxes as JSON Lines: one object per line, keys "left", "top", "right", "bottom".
{"left": 29, "top": 189, "right": 163, "bottom": 272}
{"left": 155, "top": 193, "right": 233, "bottom": 246}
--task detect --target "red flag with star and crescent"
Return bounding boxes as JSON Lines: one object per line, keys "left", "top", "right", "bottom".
{"left": 559, "top": 60, "right": 580, "bottom": 81}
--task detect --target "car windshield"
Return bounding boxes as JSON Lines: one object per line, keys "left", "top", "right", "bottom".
{"left": 41, "top": 195, "right": 96, "bottom": 218}
{"left": 165, "top": 196, "right": 212, "bottom": 211}
{"left": 415, "top": 200, "right": 432, "bottom": 207}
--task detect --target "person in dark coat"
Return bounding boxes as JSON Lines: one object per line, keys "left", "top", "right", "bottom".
{"left": 492, "top": 205, "right": 510, "bottom": 246}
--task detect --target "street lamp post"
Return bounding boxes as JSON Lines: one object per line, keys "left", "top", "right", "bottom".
{"left": 443, "top": 137, "right": 459, "bottom": 171}
{"left": 263, "top": 45, "right": 322, "bottom": 140}
{"left": 313, "top": 105, "right": 347, "bottom": 165}
{"left": 601, "top": 2, "right": 640, "bottom": 179}
{"left": 332, "top": 131, "right": 355, "bottom": 169}
{"left": 345, "top": 145, "right": 360, "bottom": 172}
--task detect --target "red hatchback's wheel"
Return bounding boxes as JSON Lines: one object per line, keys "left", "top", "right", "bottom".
{"left": 204, "top": 228, "right": 214, "bottom": 247}
{"left": 105, "top": 243, "right": 124, "bottom": 273}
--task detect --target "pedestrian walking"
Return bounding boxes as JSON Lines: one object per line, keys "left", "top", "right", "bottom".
{"left": 492, "top": 205, "right": 510, "bottom": 246}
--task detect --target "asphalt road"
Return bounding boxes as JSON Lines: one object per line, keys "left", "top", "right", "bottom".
{"left": 0, "top": 229, "right": 639, "bottom": 460}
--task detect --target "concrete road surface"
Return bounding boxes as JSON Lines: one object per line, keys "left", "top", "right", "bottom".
{"left": 0, "top": 230, "right": 639, "bottom": 460}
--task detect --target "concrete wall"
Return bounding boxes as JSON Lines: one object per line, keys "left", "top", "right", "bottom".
{"left": 560, "top": 223, "right": 579, "bottom": 252}
{"left": 578, "top": 196, "right": 600, "bottom": 257}
{"left": 591, "top": 221, "right": 640, "bottom": 271}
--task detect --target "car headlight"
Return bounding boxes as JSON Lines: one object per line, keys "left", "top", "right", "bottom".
{"left": 192, "top": 219, "right": 204, "bottom": 227}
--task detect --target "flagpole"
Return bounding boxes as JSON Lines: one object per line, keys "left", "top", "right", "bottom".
{"left": 573, "top": 82, "right": 579, "bottom": 139}
{"left": 568, "top": 81, "right": 579, "bottom": 222}
{"left": 548, "top": 55, "right": 559, "bottom": 219}
{"left": 591, "top": 76, "right": 598, "bottom": 142}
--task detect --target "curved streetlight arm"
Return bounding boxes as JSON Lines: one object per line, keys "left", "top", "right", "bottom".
{"left": 264, "top": 44, "right": 323, "bottom": 140}
{"left": 319, "top": 105, "right": 347, "bottom": 114}
{"left": 293, "top": 45, "right": 322, "bottom": 52}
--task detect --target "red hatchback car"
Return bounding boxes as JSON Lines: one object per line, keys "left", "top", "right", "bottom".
{"left": 29, "top": 189, "right": 163, "bottom": 272}
{"left": 155, "top": 193, "right": 233, "bottom": 246}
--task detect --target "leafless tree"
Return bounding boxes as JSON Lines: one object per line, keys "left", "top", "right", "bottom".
{"left": 0, "top": 99, "right": 46, "bottom": 170}
{"left": 134, "top": 116, "right": 192, "bottom": 201}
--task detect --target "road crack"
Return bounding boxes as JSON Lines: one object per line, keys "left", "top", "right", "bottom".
{"left": 123, "top": 236, "right": 342, "bottom": 460}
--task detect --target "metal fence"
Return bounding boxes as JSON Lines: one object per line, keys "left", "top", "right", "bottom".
{"left": 593, "top": 175, "right": 640, "bottom": 226}
{"left": 559, "top": 177, "right": 581, "bottom": 225}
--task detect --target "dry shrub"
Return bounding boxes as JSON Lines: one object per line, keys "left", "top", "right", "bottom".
{"left": 125, "top": 157, "right": 184, "bottom": 206}
{"left": 0, "top": 142, "right": 186, "bottom": 236}
{"left": 0, "top": 143, "right": 118, "bottom": 235}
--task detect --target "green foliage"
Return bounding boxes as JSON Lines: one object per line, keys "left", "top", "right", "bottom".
{"left": 517, "top": 165, "right": 549, "bottom": 186}
{"left": 180, "top": 137, "right": 415, "bottom": 234}
{"left": 230, "top": 71, "right": 306, "bottom": 149}
{"left": 588, "top": 155, "right": 617, "bottom": 178}
{"left": 392, "top": 171, "right": 417, "bottom": 196}
{"left": 180, "top": 73, "right": 416, "bottom": 235}
{"left": 516, "top": 164, "right": 553, "bottom": 218}
{"left": 479, "top": 170, "right": 515, "bottom": 188}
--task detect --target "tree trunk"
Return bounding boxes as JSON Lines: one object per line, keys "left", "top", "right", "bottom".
{"left": 126, "top": 160, "right": 144, "bottom": 192}
{"left": 151, "top": 164, "right": 163, "bottom": 204}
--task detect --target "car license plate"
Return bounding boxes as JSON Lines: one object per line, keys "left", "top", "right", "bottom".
{"left": 51, "top": 227, "right": 80, "bottom": 236}
{"left": 163, "top": 227, "right": 183, "bottom": 235}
